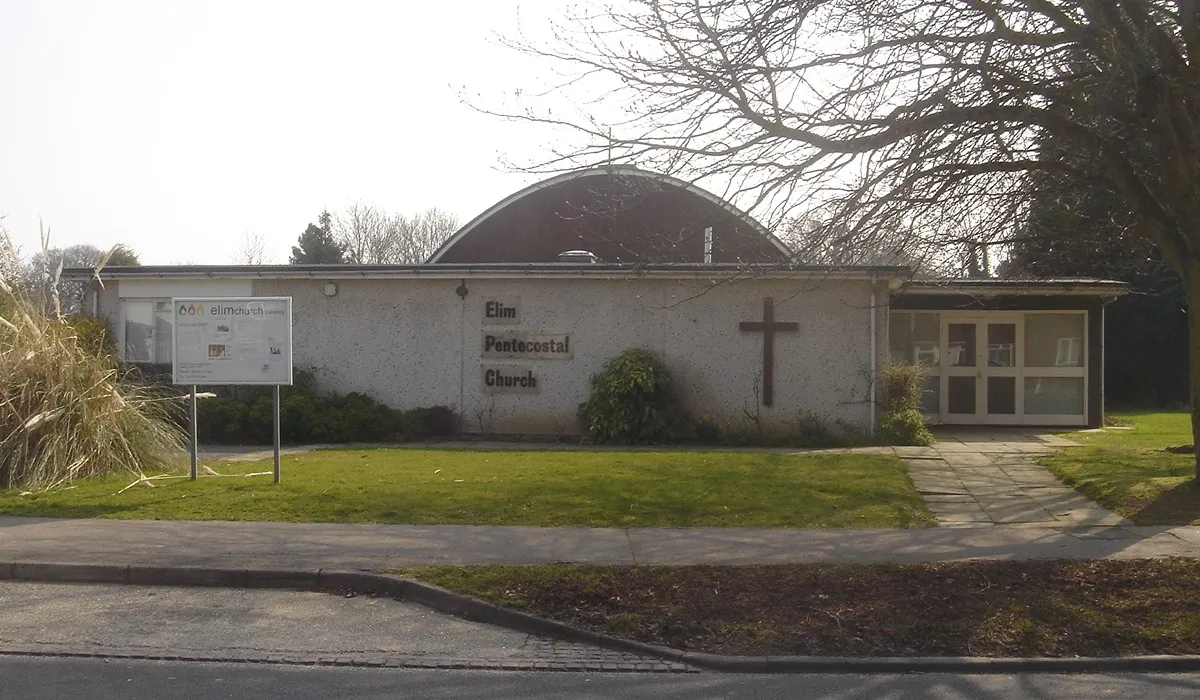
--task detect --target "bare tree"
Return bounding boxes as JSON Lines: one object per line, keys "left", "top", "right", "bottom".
{"left": 399, "top": 208, "right": 460, "bottom": 264}
{"left": 336, "top": 203, "right": 398, "bottom": 265}
{"left": 235, "top": 231, "right": 270, "bottom": 265}
{"left": 781, "top": 215, "right": 931, "bottom": 272}
{"left": 26, "top": 239, "right": 138, "bottom": 315}
{"left": 0, "top": 222, "right": 23, "bottom": 291}
{"left": 490, "top": 1, "right": 1200, "bottom": 474}
{"left": 335, "top": 204, "right": 458, "bottom": 264}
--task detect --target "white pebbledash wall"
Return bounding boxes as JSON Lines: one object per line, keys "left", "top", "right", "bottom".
{"left": 109, "top": 274, "right": 885, "bottom": 435}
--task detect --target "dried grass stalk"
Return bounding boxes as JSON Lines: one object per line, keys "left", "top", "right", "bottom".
{"left": 0, "top": 231, "right": 186, "bottom": 490}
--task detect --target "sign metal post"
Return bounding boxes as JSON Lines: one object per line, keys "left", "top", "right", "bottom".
{"left": 273, "top": 385, "right": 281, "bottom": 484}
{"left": 189, "top": 385, "right": 198, "bottom": 481}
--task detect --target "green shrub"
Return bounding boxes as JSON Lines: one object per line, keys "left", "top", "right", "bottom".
{"left": 194, "top": 372, "right": 457, "bottom": 445}
{"left": 791, "top": 410, "right": 836, "bottom": 442}
{"left": 883, "top": 362, "right": 926, "bottom": 413}
{"left": 694, "top": 417, "right": 722, "bottom": 443}
{"left": 330, "top": 392, "right": 400, "bottom": 442}
{"left": 195, "top": 397, "right": 250, "bottom": 444}
{"left": 401, "top": 406, "right": 459, "bottom": 440}
{"left": 577, "top": 348, "right": 691, "bottom": 445}
{"left": 877, "top": 363, "right": 934, "bottom": 446}
{"left": 718, "top": 415, "right": 859, "bottom": 449}
{"left": 879, "top": 408, "right": 935, "bottom": 446}
{"left": 249, "top": 392, "right": 321, "bottom": 443}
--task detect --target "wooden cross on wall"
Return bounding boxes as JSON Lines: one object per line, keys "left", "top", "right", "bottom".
{"left": 739, "top": 297, "right": 799, "bottom": 406}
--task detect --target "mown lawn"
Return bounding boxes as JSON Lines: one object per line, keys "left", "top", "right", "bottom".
{"left": 400, "top": 560, "right": 1200, "bottom": 657}
{"left": 0, "top": 448, "right": 931, "bottom": 528}
{"left": 1041, "top": 411, "right": 1200, "bottom": 525}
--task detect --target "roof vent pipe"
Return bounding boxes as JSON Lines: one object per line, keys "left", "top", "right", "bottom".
{"left": 558, "top": 250, "right": 600, "bottom": 264}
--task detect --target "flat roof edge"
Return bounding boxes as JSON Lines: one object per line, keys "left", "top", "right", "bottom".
{"left": 899, "top": 278, "right": 1128, "bottom": 296}
{"left": 63, "top": 263, "right": 912, "bottom": 282}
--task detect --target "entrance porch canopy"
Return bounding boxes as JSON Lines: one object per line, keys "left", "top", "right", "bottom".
{"left": 890, "top": 279, "right": 1126, "bottom": 429}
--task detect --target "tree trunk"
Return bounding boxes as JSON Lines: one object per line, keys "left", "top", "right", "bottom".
{"left": 1187, "top": 268, "right": 1200, "bottom": 480}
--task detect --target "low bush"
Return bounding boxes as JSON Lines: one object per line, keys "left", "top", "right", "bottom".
{"left": 194, "top": 372, "right": 457, "bottom": 445}
{"left": 880, "top": 363, "right": 934, "bottom": 446}
{"left": 404, "top": 405, "right": 458, "bottom": 440}
{"left": 693, "top": 417, "right": 722, "bottom": 443}
{"left": 195, "top": 397, "right": 251, "bottom": 444}
{"left": 883, "top": 362, "right": 926, "bottom": 413}
{"left": 879, "top": 408, "right": 935, "bottom": 447}
{"left": 577, "top": 348, "right": 691, "bottom": 445}
{"left": 713, "top": 411, "right": 860, "bottom": 448}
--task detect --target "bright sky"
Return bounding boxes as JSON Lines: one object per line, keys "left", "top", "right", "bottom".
{"left": 0, "top": 0, "right": 575, "bottom": 264}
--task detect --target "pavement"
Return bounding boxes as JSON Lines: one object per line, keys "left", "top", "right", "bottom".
{"left": 4, "top": 427, "right": 1200, "bottom": 673}
{"left": 4, "top": 517, "right": 1200, "bottom": 570}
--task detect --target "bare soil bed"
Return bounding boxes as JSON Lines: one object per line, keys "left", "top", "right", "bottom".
{"left": 403, "top": 559, "right": 1200, "bottom": 657}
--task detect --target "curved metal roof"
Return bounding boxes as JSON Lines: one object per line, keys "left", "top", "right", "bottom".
{"left": 426, "top": 166, "right": 793, "bottom": 263}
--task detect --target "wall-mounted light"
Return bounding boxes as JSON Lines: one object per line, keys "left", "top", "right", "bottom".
{"left": 455, "top": 281, "right": 469, "bottom": 299}
{"left": 323, "top": 282, "right": 338, "bottom": 297}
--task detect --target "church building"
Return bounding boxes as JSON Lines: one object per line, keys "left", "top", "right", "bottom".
{"left": 72, "top": 168, "right": 1122, "bottom": 435}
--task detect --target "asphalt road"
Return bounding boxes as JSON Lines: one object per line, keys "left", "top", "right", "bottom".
{"left": 5, "top": 656, "right": 1200, "bottom": 700}
{"left": 0, "top": 580, "right": 683, "bottom": 671}
{"left": 5, "top": 580, "right": 1200, "bottom": 700}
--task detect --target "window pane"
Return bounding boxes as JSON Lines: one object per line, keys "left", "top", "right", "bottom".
{"left": 154, "top": 308, "right": 174, "bottom": 364}
{"left": 1024, "top": 377, "right": 1085, "bottom": 415}
{"left": 123, "top": 301, "right": 155, "bottom": 362}
{"left": 948, "top": 323, "right": 976, "bottom": 367}
{"left": 987, "top": 323, "right": 1016, "bottom": 367}
{"left": 920, "top": 375, "right": 940, "bottom": 414}
{"left": 987, "top": 376, "right": 1016, "bottom": 415}
{"left": 948, "top": 376, "right": 976, "bottom": 414}
{"left": 1025, "top": 314, "right": 1085, "bottom": 367}
{"left": 888, "top": 312, "right": 940, "bottom": 366}
{"left": 124, "top": 300, "right": 174, "bottom": 364}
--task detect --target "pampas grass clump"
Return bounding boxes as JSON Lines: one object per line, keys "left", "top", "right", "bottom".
{"left": 0, "top": 231, "right": 185, "bottom": 490}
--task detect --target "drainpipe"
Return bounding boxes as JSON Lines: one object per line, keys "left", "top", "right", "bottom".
{"left": 1100, "top": 297, "right": 1117, "bottom": 427}
{"left": 703, "top": 227, "right": 713, "bottom": 264}
{"left": 868, "top": 273, "right": 877, "bottom": 438}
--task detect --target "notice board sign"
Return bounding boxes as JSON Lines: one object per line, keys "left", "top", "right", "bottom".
{"left": 171, "top": 297, "right": 293, "bottom": 385}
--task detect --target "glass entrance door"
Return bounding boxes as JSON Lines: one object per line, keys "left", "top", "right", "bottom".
{"left": 983, "top": 321, "right": 1019, "bottom": 424}
{"left": 944, "top": 321, "right": 979, "bottom": 423}
{"left": 941, "top": 317, "right": 1021, "bottom": 424}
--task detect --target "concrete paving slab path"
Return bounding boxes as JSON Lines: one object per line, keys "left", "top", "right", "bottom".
{"left": 3, "top": 517, "right": 1200, "bottom": 570}
{"left": 907, "top": 429, "right": 1132, "bottom": 527}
